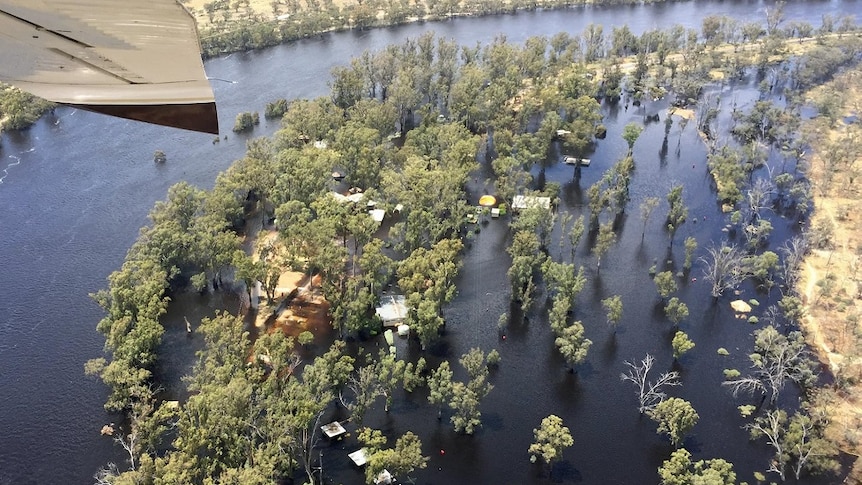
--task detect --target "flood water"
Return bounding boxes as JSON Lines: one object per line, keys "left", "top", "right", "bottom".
{"left": 0, "top": 1, "right": 857, "bottom": 483}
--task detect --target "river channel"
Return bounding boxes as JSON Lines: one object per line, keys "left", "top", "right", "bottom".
{"left": 0, "top": 1, "right": 857, "bottom": 483}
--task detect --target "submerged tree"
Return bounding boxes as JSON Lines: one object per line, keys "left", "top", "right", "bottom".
{"left": 621, "top": 354, "right": 681, "bottom": 414}
{"left": 701, "top": 243, "right": 747, "bottom": 298}
{"left": 427, "top": 360, "right": 453, "bottom": 419}
{"left": 622, "top": 122, "right": 644, "bottom": 154}
{"left": 654, "top": 271, "right": 678, "bottom": 300}
{"left": 555, "top": 321, "right": 592, "bottom": 372}
{"left": 671, "top": 331, "right": 695, "bottom": 360}
{"left": 649, "top": 397, "right": 699, "bottom": 448}
{"left": 593, "top": 220, "right": 617, "bottom": 271}
{"left": 724, "top": 325, "right": 816, "bottom": 404}
{"left": 640, "top": 196, "right": 661, "bottom": 241}
{"left": 448, "top": 349, "right": 493, "bottom": 434}
{"left": 602, "top": 295, "right": 623, "bottom": 332}
{"left": 658, "top": 448, "right": 736, "bottom": 485}
{"left": 682, "top": 237, "right": 697, "bottom": 270}
{"left": 528, "top": 415, "right": 574, "bottom": 478}
{"left": 666, "top": 184, "right": 688, "bottom": 248}
{"left": 359, "top": 428, "right": 429, "bottom": 485}
{"left": 665, "top": 297, "right": 689, "bottom": 326}
{"left": 747, "top": 408, "right": 839, "bottom": 481}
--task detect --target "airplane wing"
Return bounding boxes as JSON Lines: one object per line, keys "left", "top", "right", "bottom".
{"left": 0, "top": 0, "right": 219, "bottom": 134}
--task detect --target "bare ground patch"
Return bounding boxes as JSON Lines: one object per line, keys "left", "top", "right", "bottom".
{"left": 799, "top": 65, "right": 862, "bottom": 481}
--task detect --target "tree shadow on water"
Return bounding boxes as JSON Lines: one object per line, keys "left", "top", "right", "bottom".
{"left": 547, "top": 460, "right": 583, "bottom": 483}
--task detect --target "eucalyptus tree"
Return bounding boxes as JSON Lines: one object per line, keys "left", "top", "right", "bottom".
{"left": 448, "top": 349, "right": 494, "bottom": 434}
{"left": 666, "top": 184, "right": 688, "bottom": 248}
{"left": 397, "top": 238, "right": 463, "bottom": 349}
{"left": 359, "top": 428, "right": 429, "bottom": 485}
{"left": 683, "top": 237, "right": 697, "bottom": 270}
{"left": 639, "top": 196, "right": 660, "bottom": 240}
{"left": 602, "top": 295, "right": 623, "bottom": 332}
{"left": 724, "top": 325, "right": 816, "bottom": 404}
{"left": 621, "top": 354, "right": 681, "bottom": 414}
{"left": 622, "top": 122, "right": 643, "bottom": 154}
{"left": 568, "top": 215, "right": 586, "bottom": 262}
{"left": 528, "top": 415, "right": 574, "bottom": 478}
{"left": 427, "top": 361, "right": 453, "bottom": 419}
{"left": 593, "top": 220, "right": 616, "bottom": 271}
{"left": 747, "top": 408, "right": 839, "bottom": 481}
{"left": 671, "top": 331, "right": 695, "bottom": 360}
{"left": 700, "top": 243, "right": 747, "bottom": 298}
{"left": 665, "top": 297, "right": 690, "bottom": 326}
{"left": 271, "top": 146, "right": 339, "bottom": 206}
{"left": 330, "top": 64, "right": 366, "bottom": 111}
{"left": 333, "top": 120, "right": 386, "bottom": 189}
{"left": 507, "top": 230, "right": 545, "bottom": 306}
{"left": 654, "top": 271, "right": 678, "bottom": 300}
{"left": 383, "top": 155, "right": 473, "bottom": 251}
{"left": 555, "top": 321, "right": 592, "bottom": 372}
{"left": 276, "top": 97, "right": 343, "bottom": 148}
{"left": 649, "top": 397, "right": 699, "bottom": 448}
{"left": 658, "top": 448, "right": 736, "bottom": 485}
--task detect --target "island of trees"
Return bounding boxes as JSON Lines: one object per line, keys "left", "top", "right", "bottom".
{"left": 85, "top": 7, "right": 862, "bottom": 485}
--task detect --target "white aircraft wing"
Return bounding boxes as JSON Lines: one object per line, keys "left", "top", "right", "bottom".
{"left": 0, "top": 0, "right": 219, "bottom": 134}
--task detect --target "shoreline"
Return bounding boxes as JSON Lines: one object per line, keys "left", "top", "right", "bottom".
{"left": 186, "top": 0, "right": 683, "bottom": 58}
{"left": 795, "top": 64, "right": 862, "bottom": 481}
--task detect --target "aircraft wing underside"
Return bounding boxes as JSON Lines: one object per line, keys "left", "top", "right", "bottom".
{"left": 0, "top": 0, "right": 218, "bottom": 134}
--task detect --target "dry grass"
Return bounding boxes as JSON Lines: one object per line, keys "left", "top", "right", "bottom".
{"left": 799, "top": 66, "right": 862, "bottom": 482}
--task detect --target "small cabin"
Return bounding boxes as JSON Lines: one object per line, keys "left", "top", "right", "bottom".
{"left": 512, "top": 195, "right": 551, "bottom": 211}
{"left": 375, "top": 295, "right": 408, "bottom": 327}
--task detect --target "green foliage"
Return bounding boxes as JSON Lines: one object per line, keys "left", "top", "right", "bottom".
{"left": 717, "top": 347, "right": 730, "bottom": 356}
{"left": 528, "top": 415, "right": 574, "bottom": 468}
{"left": 683, "top": 237, "right": 697, "bottom": 270}
{"left": 666, "top": 184, "right": 688, "bottom": 246}
{"left": 487, "top": 349, "right": 501, "bottom": 366}
{"left": 297, "top": 330, "right": 314, "bottom": 346}
{"left": 232, "top": 111, "right": 259, "bottom": 132}
{"left": 672, "top": 331, "right": 695, "bottom": 360}
{"left": 658, "top": 448, "right": 736, "bottom": 485}
{"left": 665, "top": 297, "right": 689, "bottom": 325}
{"left": 448, "top": 349, "right": 494, "bottom": 434}
{"left": 724, "top": 369, "right": 741, "bottom": 379}
{"left": 738, "top": 405, "right": 756, "bottom": 417}
{"left": 748, "top": 409, "right": 840, "bottom": 480}
{"left": 555, "top": 321, "right": 592, "bottom": 371}
{"left": 402, "top": 358, "right": 426, "bottom": 392}
{"left": 654, "top": 271, "right": 678, "bottom": 299}
{"left": 593, "top": 221, "right": 617, "bottom": 270}
{"left": 397, "top": 238, "right": 463, "bottom": 349}
{"left": 602, "top": 295, "right": 623, "bottom": 329}
{"left": 707, "top": 145, "right": 747, "bottom": 205}
{"left": 542, "top": 260, "right": 587, "bottom": 305}
{"left": 648, "top": 397, "right": 699, "bottom": 448}
{"left": 640, "top": 197, "right": 661, "bottom": 240}
{"left": 361, "top": 429, "right": 429, "bottom": 485}
{"left": 264, "top": 98, "right": 289, "bottom": 119}
{"left": 0, "top": 84, "right": 53, "bottom": 130}
{"left": 725, "top": 325, "right": 816, "bottom": 404}
{"left": 427, "top": 361, "right": 453, "bottom": 418}
{"left": 449, "top": 381, "right": 482, "bottom": 434}
{"left": 622, "top": 122, "right": 643, "bottom": 152}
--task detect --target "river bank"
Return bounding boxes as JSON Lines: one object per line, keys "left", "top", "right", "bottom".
{"left": 797, "top": 62, "right": 862, "bottom": 481}
{"left": 185, "top": 0, "right": 685, "bottom": 57}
